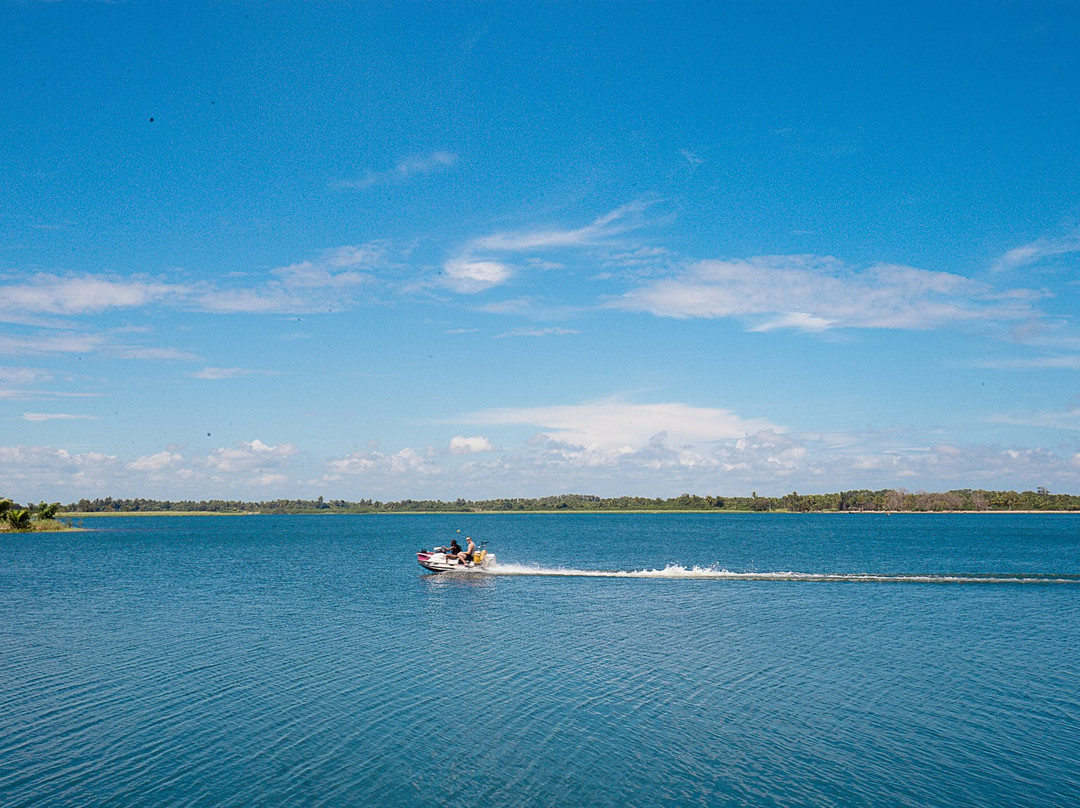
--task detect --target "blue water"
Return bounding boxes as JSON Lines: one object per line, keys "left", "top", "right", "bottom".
{"left": 2, "top": 513, "right": 1078, "bottom": 806}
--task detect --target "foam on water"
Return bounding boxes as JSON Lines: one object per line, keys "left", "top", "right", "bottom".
{"left": 486, "top": 562, "right": 1080, "bottom": 584}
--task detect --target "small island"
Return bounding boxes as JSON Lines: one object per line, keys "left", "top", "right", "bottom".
{"left": 0, "top": 498, "right": 72, "bottom": 533}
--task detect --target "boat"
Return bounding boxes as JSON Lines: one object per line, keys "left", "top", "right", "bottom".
{"left": 417, "top": 543, "right": 496, "bottom": 573}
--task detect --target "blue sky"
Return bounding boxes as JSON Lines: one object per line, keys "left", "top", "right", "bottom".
{"left": 2, "top": 1, "right": 1079, "bottom": 501}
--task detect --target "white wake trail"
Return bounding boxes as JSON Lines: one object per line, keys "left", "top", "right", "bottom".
{"left": 485, "top": 563, "right": 1080, "bottom": 584}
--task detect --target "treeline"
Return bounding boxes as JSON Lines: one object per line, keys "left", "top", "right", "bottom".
{"left": 58, "top": 488, "right": 1080, "bottom": 514}
{"left": 1, "top": 499, "right": 62, "bottom": 531}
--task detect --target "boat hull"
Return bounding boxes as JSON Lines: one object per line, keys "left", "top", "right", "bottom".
{"left": 417, "top": 550, "right": 495, "bottom": 573}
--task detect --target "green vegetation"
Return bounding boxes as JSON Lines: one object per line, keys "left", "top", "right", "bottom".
{"left": 0, "top": 499, "right": 68, "bottom": 532}
{"left": 59, "top": 488, "right": 1080, "bottom": 515}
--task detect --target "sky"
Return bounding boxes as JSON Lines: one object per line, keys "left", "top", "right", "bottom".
{"left": 2, "top": 1, "right": 1079, "bottom": 502}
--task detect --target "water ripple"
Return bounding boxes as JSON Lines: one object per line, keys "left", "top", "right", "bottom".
{"left": 2, "top": 514, "right": 1079, "bottom": 807}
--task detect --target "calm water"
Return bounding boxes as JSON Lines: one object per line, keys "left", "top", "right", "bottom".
{"left": 2, "top": 513, "right": 1079, "bottom": 807}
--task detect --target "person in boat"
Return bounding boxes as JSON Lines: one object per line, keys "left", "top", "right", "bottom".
{"left": 447, "top": 536, "right": 476, "bottom": 564}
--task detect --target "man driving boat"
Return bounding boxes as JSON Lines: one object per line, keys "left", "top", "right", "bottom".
{"left": 455, "top": 536, "right": 476, "bottom": 563}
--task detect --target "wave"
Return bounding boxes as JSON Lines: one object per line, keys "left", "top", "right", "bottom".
{"left": 485, "top": 563, "right": 1080, "bottom": 584}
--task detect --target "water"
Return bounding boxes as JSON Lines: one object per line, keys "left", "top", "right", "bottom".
{"left": 2, "top": 513, "right": 1078, "bottom": 806}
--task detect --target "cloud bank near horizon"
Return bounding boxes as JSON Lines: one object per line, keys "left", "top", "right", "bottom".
{"left": 3, "top": 211, "right": 1078, "bottom": 501}
{"left": 3, "top": 425, "right": 1077, "bottom": 503}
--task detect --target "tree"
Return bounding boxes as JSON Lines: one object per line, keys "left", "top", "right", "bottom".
{"left": 5, "top": 509, "right": 32, "bottom": 530}
{"left": 884, "top": 489, "right": 906, "bottom": 512}
{"left": 36, "top": 501, "right": 60, "bottom": 520}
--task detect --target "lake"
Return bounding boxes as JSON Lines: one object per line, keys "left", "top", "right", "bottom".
{"left": 2, "top": 513, "right": 1078, "bottom": 806}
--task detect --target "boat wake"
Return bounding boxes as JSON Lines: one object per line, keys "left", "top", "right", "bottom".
{"left": 486, "top": 563, "right": 1080, "bottom": 584}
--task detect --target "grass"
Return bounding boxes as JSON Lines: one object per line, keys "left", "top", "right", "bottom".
{"left": 0, "top": 518, "right": 82, "bottom": 533}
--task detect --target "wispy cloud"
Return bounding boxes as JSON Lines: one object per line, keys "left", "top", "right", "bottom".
{"left": 0, "top": 365, "right": 100, "bottom": 401}
{"left": 470, "top": 204, "right": 647, "bottom": 252}
{"left": 992, "top": 228, "right": 1080, "bottom": 273}
{"left": 0, "top": 366, "right": 53, "bottom": 388}
{"left": 190, "top": 367, "right": 277, "bottom": 380}
{"left": 611, "top": 255, "right": 1040, "bottom": 332}
{"left": 115, "top": 347, "right": 201, "bottom": 361}
{"left": 3, "top": 274, "right": 184, "bottom": 315}
{"left": 987, "top": 397, "right": 1080, "bottom": 431}
{"left": 21, "top": 412, "right": 99, "bottom": 421}
{"left": 440, "top": 203, "right": 653, "bottom": 294}
{"left": 0, "top": 243, "right": 391, "bottom": 325}
{"left": 195, "top": 244, "right": 382, "bottom": 313}
{"left": 976, "top": 354, "right": 1080, "bottom": 371}
{"left": 494, "top": 327, "right": 580, "bottom": 338}
{"left": 338, "top": 151, "right": 457, "bottom": 189}
{"left": 679, "top": 148, "right": 704, "bottom": 168}
{"left": 0, "top": 332, "right": 109, "bottom": 356}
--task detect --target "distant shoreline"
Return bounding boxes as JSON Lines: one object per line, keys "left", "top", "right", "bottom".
{"left": 62, "top": 509, "right": 1080, "bottom": 517}
{"left": 53, "top": 489, "right": 1080, "bottom": 517}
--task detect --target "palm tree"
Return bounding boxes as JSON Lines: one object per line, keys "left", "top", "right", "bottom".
{"left": 5, "top": 509, "right": 32, "bottom": 530}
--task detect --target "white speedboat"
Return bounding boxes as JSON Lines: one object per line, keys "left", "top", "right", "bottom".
{"left": 417, "top": 544, "right": 496, "bottom": 573}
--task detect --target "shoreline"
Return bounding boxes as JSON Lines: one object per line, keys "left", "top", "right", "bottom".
{"left": 60, "top": 509, "right": 1080, "bottom": 517}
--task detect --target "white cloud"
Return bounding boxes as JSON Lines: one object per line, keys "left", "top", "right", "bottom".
{"left": 449, "top": 435, "right": 496, "bottom": 455}
{"left": 1, "top": 274, "right": 183, "bottom": 315}
{"left": 1, "top": 242, "right": 395, "bottom": 329}
{"left": 325, "top": 446, "right": 438, "bottom": 477}
{"left": 988, "top": 407, "right": 1080, "bottom": 432}
{"left": 191, "top": 367, "right": 268, "bottom": 380}
{"left": 196, "top": 247, "right": 379, "bottom": 314}
{"left": 272, "top": 251, "right": 373, "bottom": 289}
{"left": 993, "top": 229, "right": 1080, "bottom": 273}
{"left": 339, "top": 151, "right": 457, "bottom": 189}
{"left": 494, "top": 327, "right": 580, "bottom": 338}
{"left": 0, "top": 445, "right": 122, "bottom": 494}
{"left": 0, "top": 366, "right": 53, "bottom": 386}
{"left": 441, "top": 258, "right": 513, "bottom": 293}
{"left": 4, "top": 420, "right": 1080, "bottom": 502}
{"left": 612, "top": 255, "right": 1038, "bottom": 331}
{"left": 0, "top": 366, "right": 54, "bottom": 398}
{"left": 471, "top": 204, "right": 645, "bottom": 252}
{"left": 127, "top": 450, "right": 186, "bottom": 472}
{"left": 440, "top": 203, "right": 653, "bottom": 294}
{"left": 461, "top": 398, "right": 779, "bottom": 452}
{"left": 680, "top": 148, "right": 704, "bottom": 168}
{"left": 394, "top": 151, "right": 457, "bottom": 177}
{"left": 195, "top": 288, "right": 288, "bottom": 314}
{"left": 21, "top": 412, "right": 99, "bottom": 421}
{"left": 203, "top": 439, "right": 299, "bottom": 473}
{"left": 0, "top": 332, "right": 109, "bottom": 356}
{"left": 977, "top": 354, "right": 1080, "bottom": 371}
{"left": 252, "top": 473, "right": 289, "bottom": 487}
{"left": 115, "top": 347, "right": 201, "bottom": 361}
{"left": 750, "top": 312, "right": 837, "bottom": 333}
{"left": 322, "top": 244, "right": 385, "bottom": 269}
